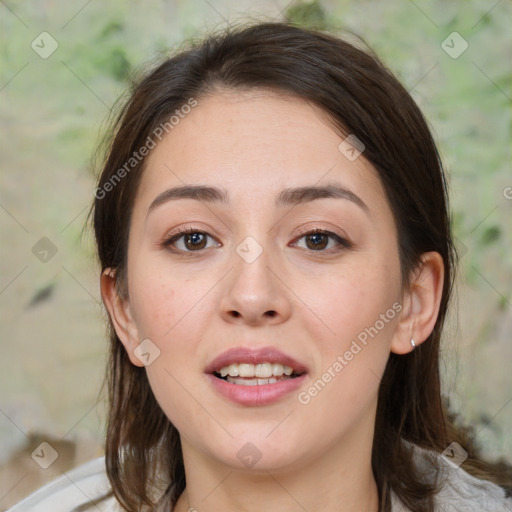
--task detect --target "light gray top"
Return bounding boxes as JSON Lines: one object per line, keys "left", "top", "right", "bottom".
{"left": 6, "top": 445, "right": 512, "bottom": 511}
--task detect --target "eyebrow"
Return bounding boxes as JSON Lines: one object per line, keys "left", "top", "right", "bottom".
{"left": 147, "top": 182, "right": 370, "bottom": 216}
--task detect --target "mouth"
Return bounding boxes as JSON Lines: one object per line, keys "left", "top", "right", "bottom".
{"left": 205, "top": 347, "right": 308, "bottom": 406}
{"left": 206, "top": 346, "right": 308, "bottom": 386}
{"left": 213, "top": 362, "right": 306, "bottom": 386}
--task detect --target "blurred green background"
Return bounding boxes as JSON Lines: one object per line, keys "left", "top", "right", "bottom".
{"left": 1, "top": 0, "right": 511, "bottom": 508}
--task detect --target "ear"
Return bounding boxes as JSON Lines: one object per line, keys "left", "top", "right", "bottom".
{"left": 390, "top": 251, "right": 444, "bottom": 355}
{"left": 100, "top": 268, "right": 144, "bottom": 367}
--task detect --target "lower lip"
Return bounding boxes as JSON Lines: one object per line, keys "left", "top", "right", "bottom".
{"left": 206, "top": 373, "right": 307, "bottom": 406}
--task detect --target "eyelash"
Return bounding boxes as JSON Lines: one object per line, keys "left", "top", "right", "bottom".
{"left": 161, "top": 226, "right": 352, "bottom": 255}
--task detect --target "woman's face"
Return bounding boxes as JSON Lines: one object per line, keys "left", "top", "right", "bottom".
{"left": 113, "top": 89, "right": 409, "bottom": 472}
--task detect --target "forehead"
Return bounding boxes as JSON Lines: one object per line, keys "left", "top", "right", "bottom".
{"left": 134, "top": 89, "right": 387, "bottom": 216}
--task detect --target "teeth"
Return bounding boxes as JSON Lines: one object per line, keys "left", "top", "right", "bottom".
{"left": 272, "top": 363, "right": 283, "bottom": 376}
{"left": 220, "top": 365, "right": 238, "bottom": 377}
{"left": 227, "top": 376, "right": 290, "bottom": 385}
{"left": 238, "top": 363, "right": 254, "bottom": 377}
{"left": 217, "top": 362, "right": 295, "bottom": 378}
{"left": 256, "top": 363, "right": 273, "bottom": 378}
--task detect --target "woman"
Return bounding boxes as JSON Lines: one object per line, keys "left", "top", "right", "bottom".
{"left": 8, "top": 20, "right": 512, "bottom": 512}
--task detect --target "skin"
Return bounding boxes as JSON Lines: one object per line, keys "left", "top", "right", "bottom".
{"left": 101, "top": 89, "right": 444, "bottom": 512}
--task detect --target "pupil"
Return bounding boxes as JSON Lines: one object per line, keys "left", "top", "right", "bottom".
{"left": 186, "top": 232, "right": 206, "bottom": 249}
{"left": 308, "top": 233, "right": 327, "bottom": 250}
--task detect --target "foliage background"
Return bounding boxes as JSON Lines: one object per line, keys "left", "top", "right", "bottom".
{"left": 0, "top": 0, "right": 511, "bottom": 507}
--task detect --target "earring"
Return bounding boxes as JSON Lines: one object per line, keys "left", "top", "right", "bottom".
{"left": 410, "top": 338, "right": 416, "bottom": 350}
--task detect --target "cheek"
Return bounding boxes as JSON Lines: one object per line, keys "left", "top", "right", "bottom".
{"left": 294, "top": 267, "right": 400, "bottom": 439}
{"left": 131, "top": 280, "right": 175, "bottom": 337}
{"left": 305, "top": 259, "right": 400, "bottom": 354}
{"left": 129, "top": 256, "right": 198, "bottom": 339}
{"left": 128, "top": 261, "right": 213, "bottom": 374}
{"left": 128, "top": 269, "right": 210, "bottom": 432}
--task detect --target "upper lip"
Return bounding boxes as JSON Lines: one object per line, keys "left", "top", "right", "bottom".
{"left": 205, "top": 346, "right": 308, "bottom": 375}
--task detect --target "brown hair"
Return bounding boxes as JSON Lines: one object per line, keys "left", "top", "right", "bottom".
{"left": 82, "top": 20, "right": 511, "bottom": 512}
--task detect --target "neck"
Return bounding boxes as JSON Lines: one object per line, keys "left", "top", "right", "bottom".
{"left": 174, "top": 422, "right": 379, "bottom": 512}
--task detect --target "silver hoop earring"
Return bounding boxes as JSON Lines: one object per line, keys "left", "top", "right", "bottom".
{"left": 411, "top": 338, "right": 416, "bottom": 350}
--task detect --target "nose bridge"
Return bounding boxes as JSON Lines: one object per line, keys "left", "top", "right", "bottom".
{"left": 220, "top": 225, "right": 291, "bottom": 324}
{"left": 232, "top": 232, "right": 275, "bottom": 294}
{"left": 231, "top": 203, "right": 276, "bottom": 273}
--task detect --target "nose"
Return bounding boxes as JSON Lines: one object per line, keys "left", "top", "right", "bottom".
{"left": 219, "top": 240, "right": 292, "bottom": 327}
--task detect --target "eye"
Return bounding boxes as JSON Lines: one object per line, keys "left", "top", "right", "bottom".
{"left": 162, "top": 228, "right": 220, "bottom": 253}
{"left": 291, "top": 228, "right": 352, "bottom": 253}
{"left": 161, "top": 227, "right": 352, "bottom": 254}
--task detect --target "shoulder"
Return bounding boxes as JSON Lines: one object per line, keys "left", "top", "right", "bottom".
{"left": 5, "top": 455, "right": 122, "bottom": 512}
{"left": 391, "top": 441, "right": 512, "bottom": 512}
